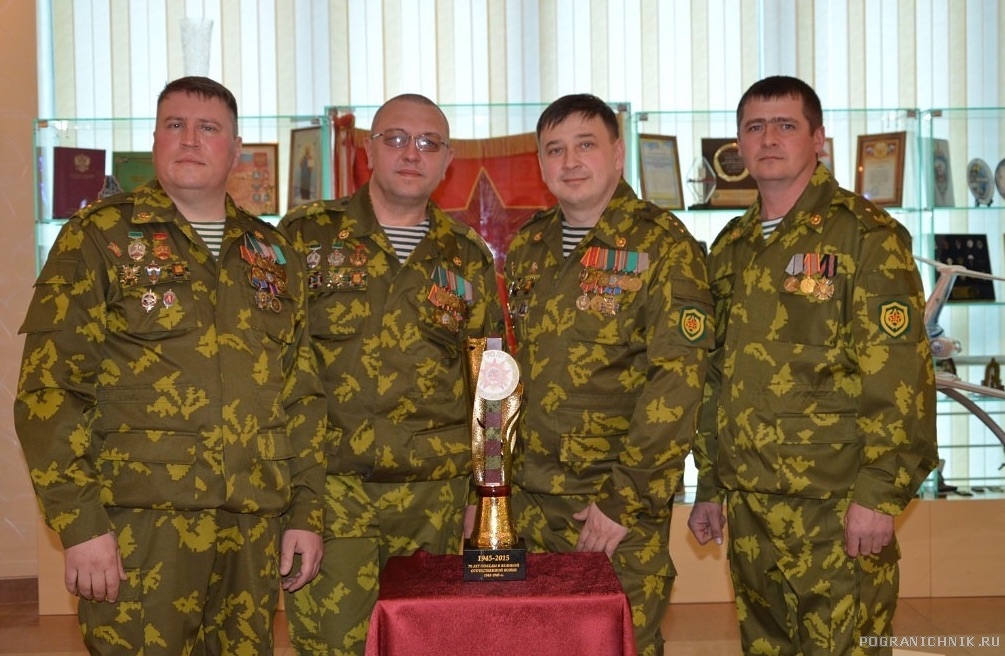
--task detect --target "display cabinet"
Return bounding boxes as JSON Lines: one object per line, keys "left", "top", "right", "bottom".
{"left": 919, "top": 108, "right": 1005, "bottom": 492}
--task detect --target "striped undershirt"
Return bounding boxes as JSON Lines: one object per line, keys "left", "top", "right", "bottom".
{"left": 562, "top": 222, "right": 591, "bottom": 258}
{"left": 190, "top": 221, "right": 226, "bottom": 258}
{"left": 382, "top": 219, "right": 430, "bottom": 263}
{"left": 761, "top": 217, "right": 784, "bottom": 239}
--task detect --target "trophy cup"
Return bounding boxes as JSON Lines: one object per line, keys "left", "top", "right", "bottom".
{"left": 463, "top": 336, "right": 527, "bottom": 581}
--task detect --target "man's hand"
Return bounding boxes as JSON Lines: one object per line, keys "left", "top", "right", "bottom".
{"left": 843, "top": 502, "right": 894, "bottom": 557}
{"left": 572, "top": 502, "right": 629, "bottom": 558}
{"left": 463, "top": 504, "right": 477, "bottom": 540}
{"left": 64, "top": 532, "right": 126, "bottom": 603}
{"left": 687, "top": 501, "right": 726, "bottom": 545}
{"left": 280, "top": 529, "right": 323, "bottom": 592}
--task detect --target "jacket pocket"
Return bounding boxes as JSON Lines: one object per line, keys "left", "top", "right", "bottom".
{"left": 97, "top": 431, "right": 207, "bottom": 509}
{"left": 762, "top": 413, "right": 860, "bottom": 499}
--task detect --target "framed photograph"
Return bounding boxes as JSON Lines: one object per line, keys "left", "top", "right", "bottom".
{"left": 112, "top": 151, "right": 156, "bottom": 192}
{"left": 288, "top": 126, "right": 323, "bottom": 210}
{"left": 226, "top": 143, "right": 279, "bottom": 216}
{"left": 638, "top": 134, "right": 684, "bottom": 210}
{"left": 855, "top": 131, "right": 906, "bottom": 207}
{"left": 701, "top": 137, "right": 758, "bottom": 208}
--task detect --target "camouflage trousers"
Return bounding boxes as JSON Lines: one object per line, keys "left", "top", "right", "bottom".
{"left": 284, "top": 474, "right": 468, "bottom": 656}
{"left": 726, "top": 491, "right": 900, "bottom": 656}
{"left": 511, "top": 488, "right": 673, "bottom": 656}
{"left": 79, "top": 507, "right": 282, "bottom": 656}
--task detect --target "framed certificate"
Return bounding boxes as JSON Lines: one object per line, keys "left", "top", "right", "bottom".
{"left": 855, "top": 131, "right": 906, "bottom": 207}
{"left": 288, "top": 126, "right": 323, "bottom": 210}
{"left": 226, "top": 143, "right": 279, "bottom": 216}
{"left": 701, "top": 137, "right": 758, "bottom": 208}
{"left": 112, "top": 151, "right": 156, "bottom": 192}
{"left": 638, "top": 134, "right": 684, "bottom": 210}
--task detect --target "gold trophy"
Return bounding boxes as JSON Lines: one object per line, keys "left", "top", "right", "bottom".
{"left": 463, "top": 337, "right": 526, "bottom": 581}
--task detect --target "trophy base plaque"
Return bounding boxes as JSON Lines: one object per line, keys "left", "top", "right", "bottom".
{"left": 463, "top": 540, "right": 527, "bottom": 582}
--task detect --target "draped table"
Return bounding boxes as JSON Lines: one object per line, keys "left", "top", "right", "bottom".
{"left": 364, "top": 549, "right": 637, "bottom": 656}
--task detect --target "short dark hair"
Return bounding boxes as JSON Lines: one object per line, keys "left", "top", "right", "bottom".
{"left": 371, "top": 93, "right": 450, "bottom": 139}
{"left": 157, "top": 76, "right": 239, "bottom": 131}
{"left": 736, "top": 76, "right": 823, "bottom": 133}
{"left": 536, "top": 94, "right": 619, "bottom": 143}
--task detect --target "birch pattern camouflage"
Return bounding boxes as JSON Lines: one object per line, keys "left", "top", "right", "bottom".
{"left": 279, "top": 184, "right": 503, "bottom": 655}
{"left": 15, "top": 181, "right": 327, "bottom": 653}
{"left": 692, "top": 164, "right": 938, "bottom": 654}
{"left": 506, "top": 179, "right": 712, "bottom": 656}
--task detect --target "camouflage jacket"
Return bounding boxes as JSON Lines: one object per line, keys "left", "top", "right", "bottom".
{"left": 15, "top": 181, "right": 328, "bottom": 549}
{"left": 692, "top": 164, "right": 938, "bottom": 515}
{"left": 505, "top": 179, "right": 713, "bottom": 527}
{"left": 279, "top": 184, "right": 503, "bottom": 483}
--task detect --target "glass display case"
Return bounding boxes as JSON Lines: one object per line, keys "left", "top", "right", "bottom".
{"left": 919, "top": 108, "right": 1005, "bottom": 492}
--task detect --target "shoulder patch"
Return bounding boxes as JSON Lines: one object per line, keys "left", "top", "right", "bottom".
{"left": 879, "top": 300, "right": 910, "bottom": 338}
{"left": 680, "top": 306, "right": 709, "bottom": 342}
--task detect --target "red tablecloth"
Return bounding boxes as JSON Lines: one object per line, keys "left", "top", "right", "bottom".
{"left": 364, "top": 550, "right": 637, "bottom": 656}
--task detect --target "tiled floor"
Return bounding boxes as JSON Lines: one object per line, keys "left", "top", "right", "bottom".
{"left": 1, "top": 596, "right": 1002, "bottom": 655}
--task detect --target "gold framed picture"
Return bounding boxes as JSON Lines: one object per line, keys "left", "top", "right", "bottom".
{"left": 288, "top": 126, "right": 323, "bottom": 210}
{"left": 638, "top": 134, "right": 684, "bottom": 210}
{"left": 226, "top": 142, "right": 279, "bottom": 216}
{"left": 855, "top": 131, "right": 906, "bottom": 207}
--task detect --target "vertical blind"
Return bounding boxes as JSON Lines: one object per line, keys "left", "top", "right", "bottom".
{"left": 41, "top": 0, "right": 1003, "bottom": 122}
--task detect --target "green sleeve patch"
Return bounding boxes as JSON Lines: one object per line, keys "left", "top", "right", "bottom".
{"left": 680, "top": 306, "right": 709, "bottom": 342}
{"left": 879, "top": 300, "right": 910, "bottom": 338}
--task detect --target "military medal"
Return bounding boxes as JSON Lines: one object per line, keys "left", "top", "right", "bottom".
{"left": 785, "top": 253, "right": 839, "bottom": 299}
{"left": 119, "top": 264, "right": 140, "bottom": 287}
{"left": 506, "top": 262, "right": 539, "bottom": 320}
{"left": 349, "top": 244, "right": 368, "bottom": 267}
{"left": 152, "top": 232, "right": 172, "bottom": 260}
{"left": 241, "top": 232, "right": 287, "bottom": 313}
{"left": 307, "top": 243, "right": 322, "bottom": 269}
{"left": 146, "top": 263, "right": 162, "bottom": 284}
{"left": 127, "top": 231, "right": 147, "bottom": 261}
{"left": 141, "top": 289, "right": 158, "bottom": 312}
{"left": 329, "top": 240, "right": 346, "bottom": 267}
{"left": 162, "top": 289, "right": 177, "bottom": 308}
{"left": 576, "top": 246, "right": 649, "bottom": 315}
{"left": 428, "top": 265, "right": 472, "bottom": 332}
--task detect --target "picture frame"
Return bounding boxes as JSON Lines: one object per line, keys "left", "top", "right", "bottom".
{"left": 855, "top": 131, "right": 906, "bottom": 207}
{"left": 112, "top": 151, "right": 156, "bottom": 192}
{"left": 226, "top": 142, "right": 279, "bottom": 216}
{"left": 638, "top": 133, "right": 685, "bottom": 210}
{"left": 700, "top": 137, "right": 758, "bottom": 208}
{"left": 933, "top": 233, "right": 995, "bottom": 301}
{"left": 288, "top": 126, "right": 323, "bottom": 210}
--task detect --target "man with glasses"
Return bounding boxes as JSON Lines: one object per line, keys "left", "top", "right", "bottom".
{"left": 279, "top": 94, "right": 503, "bottom": 655}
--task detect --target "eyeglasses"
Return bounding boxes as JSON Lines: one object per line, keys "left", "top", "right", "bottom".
{"left": 371, "top": 129, "right": 449, "bottom": 153}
